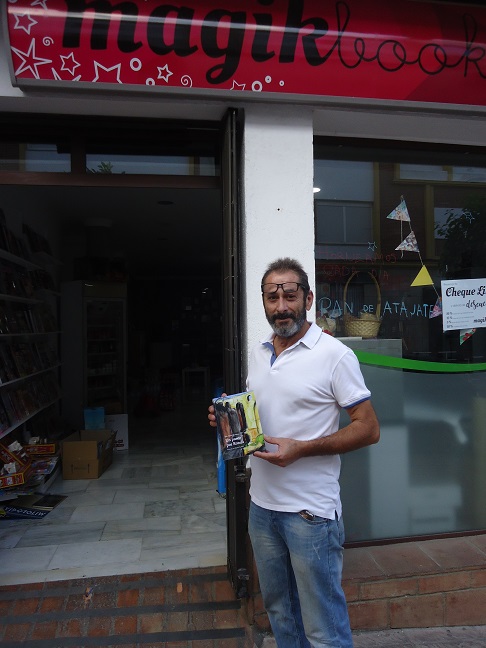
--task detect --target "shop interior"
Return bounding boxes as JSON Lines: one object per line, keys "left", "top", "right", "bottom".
{"left": 0, "top": 172, "right": 229, "bottom": 583}
{"left": 1, "top": 182, "right": 224, "bottom": 420}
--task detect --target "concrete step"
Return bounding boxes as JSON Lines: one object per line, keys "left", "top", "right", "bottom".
{"left": 0, "top": 566, "right": 252, "bottom": 647}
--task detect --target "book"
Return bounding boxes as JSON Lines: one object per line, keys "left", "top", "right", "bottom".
{"left": 0, "top": 344, "right": 20, "bottom": 383}
{"left": 212, "top": 390, "right": 265, "bottom": 460}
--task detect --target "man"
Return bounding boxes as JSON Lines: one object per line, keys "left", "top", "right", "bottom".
{"left": 209, "top": 257, "right": 379, "bottom": 647}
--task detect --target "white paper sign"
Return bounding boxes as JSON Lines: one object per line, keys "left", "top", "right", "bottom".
{"left": 441, "top": 279, "right": 486, "bottom": 332}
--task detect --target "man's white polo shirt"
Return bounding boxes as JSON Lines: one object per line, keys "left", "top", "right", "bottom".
{"left": 247, "top": 322, "right": 371, "bottom": 519}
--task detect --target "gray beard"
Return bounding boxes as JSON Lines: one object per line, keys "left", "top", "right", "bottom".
{"left": 267, "top": 309, "right": 307, "bottom": 338}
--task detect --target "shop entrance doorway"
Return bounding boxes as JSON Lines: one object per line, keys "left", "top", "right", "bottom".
{"left": 0, "top": 113, "right": 246, "bottom": 588}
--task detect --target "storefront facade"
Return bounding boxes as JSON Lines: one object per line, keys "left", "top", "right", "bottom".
{"left": 1, "top": 0, "right": 485, "bottom": 561}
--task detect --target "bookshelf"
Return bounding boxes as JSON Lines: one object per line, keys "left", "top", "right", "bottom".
{"left": 0, "top": 222, "right": 62, "bottom": 445}
{"left": 61, "top": 281, "right": 127, "bottom": 429}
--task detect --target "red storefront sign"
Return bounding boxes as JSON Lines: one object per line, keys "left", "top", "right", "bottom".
{"left": 5, "top": 0, "right": 486, "bottom": 106}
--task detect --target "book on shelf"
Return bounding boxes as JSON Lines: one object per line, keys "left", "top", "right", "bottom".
{"left": 31, "top": 303, "right": 57, "bottom": 333}
{"left": 212, "top": 390, "right": 265, "bottom": 461}
{"left": 33, "top": 341, "right": 57, "bottom": 369}
{"left": 0, "top": 344, "right": 20, "bottom": 383}
{"left": 9, "top": 387, "right": 31, "bottom": 420}
{"left": 0, "top": 341, "right": 56, "bottom": 384}
{"left": 0, "top": 305, "right": 11, "bottom": 334}
{"left": 0, "top": 372, "right": 59, "bottom": 429}
{"left": 18, "top": 271, "right": 34, "bottom": 298}
{"left": 0, "top": 401, "right": 10, "bottom": 433}
{"left": 0, "top": 267, "right": 33, "bottom": 299}
{"left": 30, "top": 455, "right": 59, "bottom": 476}
{"left": 14, "top": 309, "right": 32, "bottom": 334}
{"left": 11, "top": 342, "right": 38, "bottom": 376}
{"left": 0, "top": 210, "right": 9, "bottom": 252}
{"left": 1, "top": 390, "right": 18, "bottom": 426}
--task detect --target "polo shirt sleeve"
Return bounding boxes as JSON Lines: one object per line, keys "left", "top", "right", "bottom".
{"left": 332, "top": 348, "right": 371, "bottom": 409}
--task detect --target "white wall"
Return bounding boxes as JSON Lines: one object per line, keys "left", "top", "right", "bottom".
{"left": 240, "top": 105, "right": 315, "bottom": 378}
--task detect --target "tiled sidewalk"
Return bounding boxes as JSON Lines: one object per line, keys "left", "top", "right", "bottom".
{"left": 260, "top": 625, "right": 486, "bottom": 648}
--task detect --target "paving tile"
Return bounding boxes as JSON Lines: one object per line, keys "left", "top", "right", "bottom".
{"left": 69, "top": 502, "right": 145, "bottom": 523}
{"left": 418, "top": 537, "right": 486, "bottom": 570}
{"left": 343, "top": 546, "right": 386, "bottom": 580}
{"left": 113, "top": 487, "right": 180, "bottom": 503}
{"left": 48, "top": 538, "right": 143, "bottom": 569}
{"left": 353, "top": 628, "right": 414, "bottom": 647}
{"left": 15, "top": 521, "right": 105, "bottom": 547}
{"left": 367, "top": 543, "right": 440, "bottom": 577}
{"left": 0, "top": 545, "right": 58, "bottom": 575}
{"left": 467, "top": 535, "right": 486, "bottom": 554}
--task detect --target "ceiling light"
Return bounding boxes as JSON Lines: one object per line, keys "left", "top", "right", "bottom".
{"left": 313, "top": 187, "right": 321, "bottom": 193}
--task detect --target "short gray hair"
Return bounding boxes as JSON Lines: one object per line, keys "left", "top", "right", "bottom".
{"left": 261, "top": 258, "right": 310, "bottom": 298}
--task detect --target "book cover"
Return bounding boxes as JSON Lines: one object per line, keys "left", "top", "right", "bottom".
{"left": 212, "top": 390, "right": 265, "bottom": 461}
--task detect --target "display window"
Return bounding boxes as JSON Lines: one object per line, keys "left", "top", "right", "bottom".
{"left": 0, "top": 116, "right": 219, "bottom": 178}
{"left": 0, "top": 141, "right": 71, "bottom": 173}
{"left": 314, "top": 142, "right": 486, "bottom": 542}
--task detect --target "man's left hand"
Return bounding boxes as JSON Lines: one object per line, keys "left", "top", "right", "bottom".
{"left": 253, "top": 436, "right": 304, "bottom": 467}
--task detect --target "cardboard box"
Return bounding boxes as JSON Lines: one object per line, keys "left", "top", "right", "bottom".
{"left": 105, "top": 413, "right": 129, "bottom": 451}
{"left": 61, "top": 429, "right": 116, "bottom": 480}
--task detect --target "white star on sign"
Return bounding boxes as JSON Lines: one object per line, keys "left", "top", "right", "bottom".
{"left": 92, "top": 61, "right": 122, "bottom": 83}
{"left": 231, "top": 80, "right": 246, "bottom": 90}
{"left": 52, "top": 68, "right": 82, "bottom": 82}
{"left": 11, "top": 39, "right": 52, "bottom": 79}
{"left": 14, "top": 13, "right": 38, "bottom": 35}
{"left": 157, "top": 64, "right": 173, "bottom": 83}
{"left": 60, "top": 52, "right": 81, "bottom": 76}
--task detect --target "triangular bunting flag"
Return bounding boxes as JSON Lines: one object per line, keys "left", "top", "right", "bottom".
{"left": 396, "top": 231, "right": 419, "bottom": 253}
{"left": 429, "top": 296, "right": 442, "bottom": 318}
{"left": 411, "top": 265, "right": 434, "bottom": 286}
{"left": 460, "top": 328, "right": 476, "bottom": 344}
{"left": 387, "top": 199, "right": 410, "bottom": 221}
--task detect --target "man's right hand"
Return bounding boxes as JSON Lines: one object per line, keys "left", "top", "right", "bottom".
{"left": 208, "top": 403, "right": 217, "bottom": 428}
{"left": 208, "top": 392, "right": 227, "bottom": 428}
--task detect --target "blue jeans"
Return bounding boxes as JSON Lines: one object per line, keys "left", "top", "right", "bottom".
{"left": 248, "top": 502, "right": 353, "bottom": 648}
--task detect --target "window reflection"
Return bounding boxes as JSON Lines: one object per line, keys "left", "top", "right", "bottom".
{"left": 340, "top": 367, "right": 485, "bottom": 542}
{"left": 0, "top": 142, "right": 70, "bottom": 172}
{"left": 85, "top": 153, "right": 216, "bottom": 176}
{"left": 313, "top": 155, "right": 486, "bottom": 364}
{"left": 314, "top": 148, "right": 486, "bottom": 541}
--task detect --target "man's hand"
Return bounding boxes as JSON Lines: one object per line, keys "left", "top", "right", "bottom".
{"left": 208, "top": 393, "right": 227, "bottom": 428}
{"left": 208, "top": 403, "right": 217, "bottom": 428}
{"left": 252, "top": 400, "right": 380, "bottom": 466}
{"left": 253, "top": 436, "right": 304, "bottom": 467}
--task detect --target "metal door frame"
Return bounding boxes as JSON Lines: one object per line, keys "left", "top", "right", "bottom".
{"left": 220, "top": 108, "right": 249, "bottom": 598}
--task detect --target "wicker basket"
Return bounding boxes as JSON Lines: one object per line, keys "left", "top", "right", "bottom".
{"left": 343, "top": 271, "right": 382, "bottom": 338}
